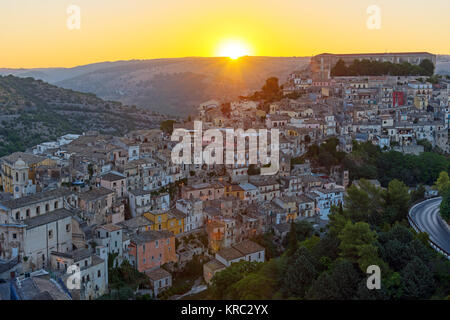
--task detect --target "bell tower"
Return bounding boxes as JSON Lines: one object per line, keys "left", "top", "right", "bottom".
{"left": 12, "top": 157, "right": 29, "bottom": 199}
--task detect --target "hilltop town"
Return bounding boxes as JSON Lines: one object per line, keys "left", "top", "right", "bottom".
{"left": 0, "top": 52, "right": 449, "bottom": 300}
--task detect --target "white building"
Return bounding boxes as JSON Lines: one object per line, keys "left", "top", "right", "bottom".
{"left": 50, "top": 248, "right": 108, "bottom": 300}
{"left": 176, "top": 199, "right": 204, "bottom": 232}
{"left": 309, "top": 188, "right": 344, "bottom": 220}
{"left": 94, "top": 224, "right": 123, "bottom": 264}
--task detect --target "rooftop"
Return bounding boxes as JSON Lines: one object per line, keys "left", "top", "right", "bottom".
{"left": 233, "top": 239, "right": 265, "bottom": 256}
{"left": 0, "top": 152, "right": 47, "bottom": 166}
{"left": 130, "top": 230, "right": 174, "bottom": 244}
{"left": 51, "top": 248, "right": 92, "bottom": 262}
{"left": 0, "top": 189, "right": 72, "bottom": 210}
{"left": 24, "top": 208, "right": 72, "bottom": 230}
{"left": 145, "top": 267, "right": 171, "bottom": 281}
{"left": 101, "top": 172, "right": 126, "bottom": 182}
{"left": 204, "top": 259, "right": 226, "bottom": 272}
{"left": 78, "top": 187, "right": 114, "bottom": 202}
{"left": 216, "top": 247, "right": 243, "bottom": 262}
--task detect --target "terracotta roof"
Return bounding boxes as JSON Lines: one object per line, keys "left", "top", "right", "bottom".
{"left": 146, "top": 267, "right": 171, "bottom": 281}
{"left": 101, "top": 172, "right": 126, "bottom": 182}
{"left": 204, "top": 259, "right": 226, "bottom": 272}
{"left": 78, "top": 187, "right": 114, "bottom": 202}
{"left": 130, "top": 230, "right": 173, "bottom": 244}
{"left": 217, "top": 247, "right": 244, "bottom": 261}
{"left": 233, "top": 239, "right": 265, "bottom": 256}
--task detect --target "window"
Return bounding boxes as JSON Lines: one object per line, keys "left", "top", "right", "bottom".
{"left": 84, "top": 260, "right": 88, "bottom": 267}
{"left": 48, "top": 230, "right": 53, "bottom": 239}
{"left": 36, "top": 207, "right": 40, "bottom": 215}
{"left": 155, "top": 240, "right": 159, "bottom": 248}
{"left": 45, "top": 204, "right": 49, "bottom": 212}
{"left": 12, "top": 233, "right": 17, "bottom": 239}
{"left": 54, "top": 201, "right": 58, "bottom": 209}
{"left": 166, "top": 239, "right": 170, "bottom": 245}
{"left": 15, "top": 212, "right": 19, "bottom": 220}
{"left": 66, "top": 224, "right": 71, "bottom": 232}
{"left": 142, "top": 244, "right": 146, "bottom": 252}
{"left": 98, "top": 270, "right": 101, "bottom": 277}
{"left": 26, "top": 209, "right": 30, "bottom": 218}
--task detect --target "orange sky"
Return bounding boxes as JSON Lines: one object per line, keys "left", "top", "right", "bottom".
{"left": 1, "top": 0, "right": 449, "bottom": 68}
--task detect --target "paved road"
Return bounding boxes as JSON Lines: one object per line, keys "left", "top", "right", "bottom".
{"left": 409, "top": 197, "right": 450, "bottom": 255}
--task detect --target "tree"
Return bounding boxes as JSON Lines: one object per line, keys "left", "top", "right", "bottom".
{"left": 419, "top": 59, "right": 435, "bottom": 76}
{"left": 417, "top": 139, "right": 433, "bottom": 152}
{"left": 344, "top": 179, "right": 384, "bottom": 223}
{"left": 377, "top": 224, "right": 432, "bottom": 272}
{"left": 440, "top": 186, "right": 450, "bottom": 223}
{"left": 262, "top": 77, "right": 280, "bottom": 97}
{"left": 286, "top": 220, "right": 298, "bottom": 256}
{"left": 383, "top": 179, "right": 410, "bottom": 224}
{"left": 281, "top": 247, "right": 318, "bottom": 298}
{"left": 331, "top": 59, "right": 348, "bottom": 77}
{"left": 227, "top": 259, "right": 280, "bottom": 300}
{"left": 435, "top": 171, "right": 450, "bottom": 194}
{"left": 410, "top": 184, "right": 426, "bottom": 203}
{"left": 306, "top": 272, "right": 339, "bottom": 300}
{"left": 400, "top": 257, "right": 436, "bottom": 299}
{"left": 210, "top": 261, "right": 261, "bottom": 299}
{"left": 307, "top": 260, "right": 361, "bottom": 300}
{"left": 160, "top": 119, "right": 176, "bottom": 135}
{"left": 328, "top": 204, "right": 349, "bottom": 237}
{"left": 247, "top": 164, "right": 260, "bottom": 176}
{"left": 338, "top": 221, "right": 380, "bottom": 272}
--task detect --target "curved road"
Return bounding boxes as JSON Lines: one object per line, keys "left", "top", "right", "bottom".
{"left": 409, "top": 197, "right": 450, "bottom": 256}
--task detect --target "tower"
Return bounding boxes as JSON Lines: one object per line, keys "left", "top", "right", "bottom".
{"left": 12, "top": 157, "right": 29, "bottom": 199}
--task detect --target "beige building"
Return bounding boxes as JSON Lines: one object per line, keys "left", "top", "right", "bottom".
{"left": 0, "top": 189, "right": 74, "bottom": 262}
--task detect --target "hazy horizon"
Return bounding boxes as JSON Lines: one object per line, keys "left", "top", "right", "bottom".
{"left": 1, "top": 53, "right": 449, "bottom": 70}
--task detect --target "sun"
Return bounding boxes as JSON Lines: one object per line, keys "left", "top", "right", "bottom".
{"left": 216, "top": 39, "right": 252, "bottom": 60}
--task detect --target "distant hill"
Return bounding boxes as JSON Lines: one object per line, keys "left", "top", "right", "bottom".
{"left": 0, "top": 57, "right": 310, "bottom": 116}
{"left": 0, "top": 75, "right": 165, "bottom": 157}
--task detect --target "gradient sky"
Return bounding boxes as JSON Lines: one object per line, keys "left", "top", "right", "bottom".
{"left": 1, "top": 0, "right": 449, "bottom": 68}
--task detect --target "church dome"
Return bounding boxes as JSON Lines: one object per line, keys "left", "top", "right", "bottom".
{"left": 14, "top": 157, "right": 27, "bottom": 169}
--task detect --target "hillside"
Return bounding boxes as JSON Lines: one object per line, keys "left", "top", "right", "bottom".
{"left": 0, "top": 75, "right": 166, "bottom": 157}
{"left": 0, "top": 57, "right": 310, "bottom": 116}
